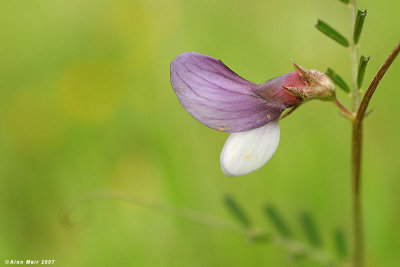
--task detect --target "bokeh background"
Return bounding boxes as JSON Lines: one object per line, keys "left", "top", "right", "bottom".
{"left": 1, "top": 0, "right": 399, "bottom": 266}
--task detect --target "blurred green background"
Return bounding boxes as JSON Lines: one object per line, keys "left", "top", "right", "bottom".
{"left": 0, "top": 0, "right": 399, "bottom": 266}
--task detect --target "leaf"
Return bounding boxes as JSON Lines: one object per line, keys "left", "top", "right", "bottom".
{"left": 299, "top": 212, "right": 322, "bottom": 247}
{"left": 224, "top": 195, "right": 251, "bottom": 228}
{"left": 354, "top": 10, "right": 367, "bottom": 44}
{"left": 264, "top": 205, "right": 292, "bottom": 237}
{"left": 326, "top": 68, "right": 350, "bottom": 92}
{"left": 315, "top": 20, "right": 349, "bottom": 47}
{"left": 287, "top": 252, "right": 306, "bottom": 263}
{"left": 334, "top": 228, "right": 347, "bottom": 258}
{"left": 357, "top": 55, "right": 370, "bottom": 88}
{"left": 248, "top": 232, "right": 270, "bottom": 243}
{"left": 339, "top": 0, "right": 349, "bottom": 3}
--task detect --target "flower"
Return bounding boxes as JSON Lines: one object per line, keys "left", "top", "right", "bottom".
{"left": 170, "top": 52, "right": 334, "bottom": 176}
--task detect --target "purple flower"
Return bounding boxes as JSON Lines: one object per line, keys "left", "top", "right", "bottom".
{"left": 170, "top": 52, "right": 334, "bottom": 176}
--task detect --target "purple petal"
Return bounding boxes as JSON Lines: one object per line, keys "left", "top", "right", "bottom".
{"left": 170, "top": 52, "right": 286, "bottom": 132}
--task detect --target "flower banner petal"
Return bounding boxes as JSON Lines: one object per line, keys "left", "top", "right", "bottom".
{"left": 220, "top": 119, "right": 280, "bottom": 176}
{"left": 170, "top": 52, "right": 285, "bottom": 132}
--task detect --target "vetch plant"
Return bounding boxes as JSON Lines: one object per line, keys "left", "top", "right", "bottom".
{"left": 170, "top": 52, "right": 335, "bottom": 176}
{"left": 170, "top": 0, "right": 400, "bottom": 265}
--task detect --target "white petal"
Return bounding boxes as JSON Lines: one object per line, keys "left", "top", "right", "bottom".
{"left": 220, "top": 119, "right": 280, "bottom": 176}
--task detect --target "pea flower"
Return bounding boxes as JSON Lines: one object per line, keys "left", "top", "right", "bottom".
{"left": 170, "top": 52, "right": 335, "bottom": 176}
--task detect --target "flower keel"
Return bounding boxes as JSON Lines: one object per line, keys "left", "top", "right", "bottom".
{"left": 220, "top": 119, "right": 280, "bottom": 176}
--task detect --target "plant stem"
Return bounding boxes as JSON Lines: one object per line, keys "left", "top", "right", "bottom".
{"left": 349, "top": 0, "right": 360, "bottom": 112}
{"left": 351, "top": 120, "right": 363, "bottom": 267}
{"left": 351, "top": 41, "right": 400, "bottom": 267}
{"left": 348, "top": 1, "right": 363, "bottom": 265}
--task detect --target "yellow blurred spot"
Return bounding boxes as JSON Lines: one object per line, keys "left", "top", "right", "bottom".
{"left": 111, "top": 154, "right": 163, "bottom": 200}
{"left": 3, "top": 90, "right": 65, "bottom": 153}
{"left": 267, "top": 114, "right": 271, "bottom": 119}
{"left": 58, "top": 61, "right": 122, "bottom": 122}
{"left": 218, "top": 127, "right": 226, "bottom": 132}
{"left": 102, "top": 0, "right": 181, "bottom": 73}
{"left": 108, "top": 0, "right": 182, "bottom": 44}
{"left": 106, "top": 1, "right": 155, "bottom": 72}
{"left": 95, "top": 0, "right": 182, "bottom": 113}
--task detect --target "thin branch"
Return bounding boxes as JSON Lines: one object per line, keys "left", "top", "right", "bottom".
{"left": 356, "top": 41, "right": 400, "bottom": 122}
{"left": 334, "top": 98, "right": 355, "bottom": 120}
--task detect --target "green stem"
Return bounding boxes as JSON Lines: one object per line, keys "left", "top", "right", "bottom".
{"left": 349, "top": 0, "right": 360, "bottom": 112}
{"left": 349, "top": 1, "right": 363, "bottom": 266}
